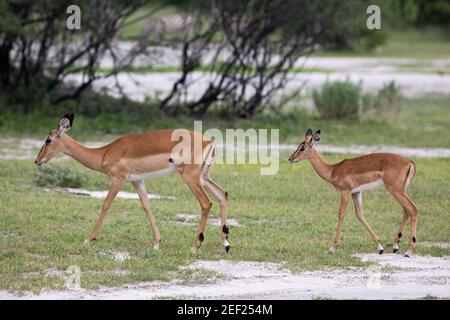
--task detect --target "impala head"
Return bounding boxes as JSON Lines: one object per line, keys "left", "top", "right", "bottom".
{"left": 288, "top": 128, "right": 321, "bottom": 163}
{"left": 35, "top": 113, "right": 74, "bottom": 166}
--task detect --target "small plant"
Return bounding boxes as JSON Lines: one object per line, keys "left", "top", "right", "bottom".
{"left": 373, "top": 81, "right": 402, "bottom": 114}
{"left": 33, "top": 165, "right": 85, "bottom": 188}
{"left": 313, "top": 80, "right": 362, "bottom": 119}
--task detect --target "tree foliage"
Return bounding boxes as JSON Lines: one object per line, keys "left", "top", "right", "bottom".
{"left": 160, "top": 0, "right": 369, "bottom": 118}
{"left": 0, "top": 0, "right": 147, "bottom": 110}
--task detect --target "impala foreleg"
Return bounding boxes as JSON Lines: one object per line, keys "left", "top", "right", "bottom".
{"left": 132, "top": 180, "right": 161, "bottom": 250}
{"left": 86, "top": 177, "right": 124, "bottom": 243}
{"left": 352, "top": 192, "right": 384, "bottom": 254}
{"left": 330, "top": 191, "right": 350, "bottom": 252}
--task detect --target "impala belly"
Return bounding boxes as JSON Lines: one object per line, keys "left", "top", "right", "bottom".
{"left": 351, "top": 179, "right": 383, "bottom": 193}
{"left": 126, "top": 154, "right": 177, "bottom": 182}
{"left": 127, "top": 164, "right": 176, "bottom": 181}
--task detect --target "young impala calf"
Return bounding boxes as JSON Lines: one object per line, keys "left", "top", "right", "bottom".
{"left": 288, "top": 129, "right": 418, "bottom": 257}
{"left": 35, "top": 114, "right": 230, "bottom": 252}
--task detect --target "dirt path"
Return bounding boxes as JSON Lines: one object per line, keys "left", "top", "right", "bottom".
{"left": 1, "top": 254, "right": 448, "bottom": 300}
{"left": 1, "top": 138, "right": 450, "bottom": 160}
{"left": 66, "top": 71, "right": 450, "bottom": 103}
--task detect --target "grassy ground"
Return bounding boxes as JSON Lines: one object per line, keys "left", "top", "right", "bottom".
{"left": 0, "top": 154, "right": 448, "bottom": 292}
{"left": 1, "top": 94, "right": 449, "bottom": 148}
{"left": 316, "top": 28, "right": 450, "bottom": 60}
{"left": 120, "top": 7, "right": 450, "bottom": 61}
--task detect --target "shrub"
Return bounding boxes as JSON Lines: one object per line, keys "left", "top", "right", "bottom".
{"left": 373, "top": 81, "right": 402, "bottom": 114}
{"left": 33, "top": 165, "right": 85, "bottom": 188}
{"left": 313, "top": 80, "right": 362, "bottom": 119}
{"left": 362, "top": 81, "right": 402, "bottom": 115}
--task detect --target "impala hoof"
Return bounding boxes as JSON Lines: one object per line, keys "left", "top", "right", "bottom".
{"left": 393, "top": 243, "right": 399, "bottom": 253}
{"left": 223, "top": 240, "right": 230, "bottom": 253}
{"left": 153, "top": 242, "right": 160, "bottom": 250}
{"left": 191, "top": 247, "right": 200, "bottom": 254}
{"left": 378, "top": 249, "right": 384, "bottom": 255}
{"left": 328, "top": 246, "right": 336, "bottom": 254}
{"left": 404, "top": 254, "right": 410, "bottom": 258}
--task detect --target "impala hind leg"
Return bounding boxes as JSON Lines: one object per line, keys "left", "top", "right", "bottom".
{"left": 85, "top": 177, "right": 124, "bottom": 243}
{"left": 180, "top": 171, "right": 212, "bottom": 252}
{"left": 352, "top": 192, "right": 384, "bottom": 254}
{"left": 393, "top": 208, "right": 409, "bottom": 253}
{"left": 330, "top": 191, "right": 350, "bottom": 253}
{"left": 132, "top": 180, "right": 161, "bottom": 250}
{"left": 388, "top": 189, "right": 418, "bottom": 257}
{"left": 203, "top": 173, "right": 230, "bottom": 252}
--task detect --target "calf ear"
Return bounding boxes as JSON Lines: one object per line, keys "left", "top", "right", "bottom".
{"left": 57, "top": 113, "right": 74, "bottom": 135}
{"left": 305, "top": 128, "right": 313, "bottom": 142}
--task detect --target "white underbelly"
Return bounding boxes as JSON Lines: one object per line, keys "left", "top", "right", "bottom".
{"left": 352, "top": 179, "right": 383, "bottom": 193}
{"left": 127, "top": 164, "right": 177, "bottom": 181}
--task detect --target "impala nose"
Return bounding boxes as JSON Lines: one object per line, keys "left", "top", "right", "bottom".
{"left": 288, "top": 159, "right": 293, "bottom": 163}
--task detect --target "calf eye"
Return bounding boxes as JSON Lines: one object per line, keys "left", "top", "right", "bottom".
{"left": 299, "top": 146, "right": 305, "bottom": 152}
{"left": 45, "top": 138, "right": 51, "bottom": 145}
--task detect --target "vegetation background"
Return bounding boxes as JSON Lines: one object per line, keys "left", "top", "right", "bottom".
{"left": 0, "top": 0, "right": 449, "bottom": 294}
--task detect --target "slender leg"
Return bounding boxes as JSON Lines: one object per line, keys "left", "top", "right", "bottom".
{"left": 132, "top": 180, "right": 161, "bottom": 250}
{"left": 351, "top": 192, "right": 384, "bottom": 254}
{"left": 85, "top": 177, "right": 124, "bottom": 243}
{"left": 330, "top": 191, "right": 350, "bottom": 252}
{"left": 388, "top": 189, "right": 418, "bottom": 257}
{"left": 180, "top": 170, "right": 212, "bottom": 252}
{"left": 203, "top": 173, "right": 229, "bottom": 252}
{"left": 393, "top": 208, "right": 409, "bottom": 253}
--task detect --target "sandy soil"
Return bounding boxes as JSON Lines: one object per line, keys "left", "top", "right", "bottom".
{"left": 63, "top": 48, "right": 450, "bottom": 102}
{"left": 1, "top": 254, "right": 448, "bottom": 300}
{"left": 66, "top": 71, "right": 450, "bottom": 103}
{"left": 2, "top": 138, "right": 450, "bottom": 160}
{"left": 45, "top": 187, "right": 177, "bottom": 201}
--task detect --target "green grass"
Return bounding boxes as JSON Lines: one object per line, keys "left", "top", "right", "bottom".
{"left": 0, "top": 155, "right": 448, "bottom": 292}
{"left": 119, "top": 3, "right": 181, "bottom": 40}
{"left": 316, "top": 28, "right": 450, "bottom": 60}
{"left": 1, "top": 94, "right": 449, "bottom": 148}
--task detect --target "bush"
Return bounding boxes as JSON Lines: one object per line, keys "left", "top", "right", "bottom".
{"left": 313, "top": 80, "right": 362, "bottom": 119}
{"left": 33, "top": 165, "right": 85, "bottom": 188}
{"left": 362, "top": 81, "right": 402, "bottom": 115}
{"left": 374, "top": 81, "right": 402, "bottom": 114}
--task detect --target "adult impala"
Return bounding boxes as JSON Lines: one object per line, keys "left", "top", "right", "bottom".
{"left": 35, "top": 113, "right": 230, "bottom": 252}
{"left": 288, "top": 129, "right": 418, "bottom": 257}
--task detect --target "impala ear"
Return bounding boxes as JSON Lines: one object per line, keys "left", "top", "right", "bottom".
{"left": 305, "top": 128, "right": 313, "bottom": 142}
{"left": 313, "top": 130, "right": 321, "bottom": 143}
{"left": 57, "top": 113, "right": 74, "bottom": 135}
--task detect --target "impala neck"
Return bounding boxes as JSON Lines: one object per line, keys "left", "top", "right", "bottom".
{"left": 308, "top": 148, "right": 334, "bottom": 184}
{"left": 62, "top": 134, "right": 105, "bottom": 173}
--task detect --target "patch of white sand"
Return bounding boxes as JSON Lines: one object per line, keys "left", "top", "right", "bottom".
{"left": 110, "top": 251, "right": 131, "bottom": 262}
{"left": 46, "top": 187, "right": 176, "bottom": 201}
{"left": 174, "top": 213, "right": 240, "bottom": 227}
{"left": 2, "top": 137, "right": 450, "bottom": 160}
{"left": 420, "top": 242, "right": 450, "bottom": 249}
{"left": 2, "top": 254, "right": 449, "bottom": 300}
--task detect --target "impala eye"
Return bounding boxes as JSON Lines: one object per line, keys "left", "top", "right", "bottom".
{"left": 45, "top": 138, "right": 51, "bottom": 145}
